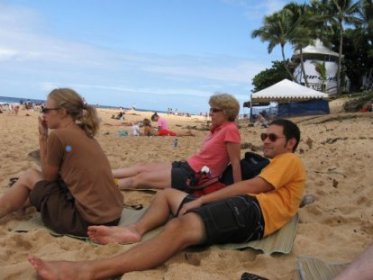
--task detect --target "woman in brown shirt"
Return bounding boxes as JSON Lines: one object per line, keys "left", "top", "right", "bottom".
{"left": 0, "top": 88, "right": 123, "bottom": 236}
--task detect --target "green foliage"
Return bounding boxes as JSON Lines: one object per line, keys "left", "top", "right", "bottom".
{"left": 251, "top": 61, "right": 292, "bottom": 92}
{"left": 251, "top": 0, "right": 373, "bottom": 93}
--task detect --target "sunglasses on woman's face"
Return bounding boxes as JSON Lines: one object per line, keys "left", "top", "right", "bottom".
{"left": 260, "top": 133, "right": 285, "bottom": 142}
{"left": 41, "top": 107, "right": 60, "bottom": 114}
{"left": 209, "top": 107, "right": 223, "bottom": 113}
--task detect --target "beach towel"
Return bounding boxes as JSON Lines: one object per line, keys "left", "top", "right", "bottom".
{"left": 297, "top": 256, "right": 348, "bottom": 280}
{"left": 13, "top": 208, "right": 298, "bottom": 255}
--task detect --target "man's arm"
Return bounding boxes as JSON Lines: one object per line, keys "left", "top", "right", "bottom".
{"left": 179, "top": 176, "right": 274, "bottom": 215}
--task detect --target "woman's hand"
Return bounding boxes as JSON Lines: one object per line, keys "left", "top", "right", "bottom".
{"left": 178, "top": 198, "right": 203, "bottom": 216}
{"left": 38, "top": 116, "right": 48, "bottom": 137}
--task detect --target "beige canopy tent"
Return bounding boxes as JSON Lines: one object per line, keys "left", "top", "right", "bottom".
{"left": 250, "top": 79, "right": 329, "bottom": 117}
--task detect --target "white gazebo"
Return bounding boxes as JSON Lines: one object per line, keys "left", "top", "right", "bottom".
{"left": 291, "top": 39, "right": 344, "bottom": 95}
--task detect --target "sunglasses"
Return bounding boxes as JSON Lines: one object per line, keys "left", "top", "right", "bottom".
{"left": 260, "top": 133, "right": 285, "bottom": 142}
{"left": 209, "top": 108, "right": 223, "bottom": 113}
{"left": 41, "top": 107, "right": 60, "bottom": 114}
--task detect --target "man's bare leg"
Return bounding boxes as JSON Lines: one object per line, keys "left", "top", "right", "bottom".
{"left": 88, "top": 189, "right": 188, "bottom": 244}
{"left": 30, "top": 212, "right": 206, "bottom": 280}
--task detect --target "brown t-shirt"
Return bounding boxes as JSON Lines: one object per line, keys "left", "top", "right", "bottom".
{"left": 47, "top": 126, "right": 123, "bottom": 224}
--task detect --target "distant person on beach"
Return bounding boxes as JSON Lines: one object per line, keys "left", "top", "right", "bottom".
{"left": 256, "top": 112, "right": 269, "bottom": 128}
{"left": 0, "top": 88, "right": 123, "bottom": 237}
{"left": 28, "top": 119, "right": 306, "bottom": 279}
{"left": 150, "top": 112, "right": 171, "bottom": 135}
{"left": 111, "top": 110, "right": 125, "bottom": 120}
{"left": 142, "top": 118, "right": 156, "bottom": 136}
{"left": 131, "top": 122, "right": 141, "bottom": 136}
{"left": 142, "top": 118, "right": 194, "bottom": 137}
{"left": 113, "top": 93, "right": 242, "bottom": 190}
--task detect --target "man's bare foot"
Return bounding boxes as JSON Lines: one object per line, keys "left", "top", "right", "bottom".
{"left": 87, "top": 225, "right": 141, "bottom": 245}
{"left": 28, "top": 256, "right": 94, "bottom": 280}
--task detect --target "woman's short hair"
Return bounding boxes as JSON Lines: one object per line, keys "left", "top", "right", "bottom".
{"left": 209, "top": 93, "right": 240, "bottom": 121}
{"left": 48, "top": 88, "right": 99, "bottom": 137}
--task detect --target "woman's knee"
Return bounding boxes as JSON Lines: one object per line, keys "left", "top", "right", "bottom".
{"left": 19, "top": 168, "right": 42, "bottom": 189}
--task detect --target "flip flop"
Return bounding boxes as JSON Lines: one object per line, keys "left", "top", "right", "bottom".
{"left": 241, "top": 272, "right": 269, "bottom": 280}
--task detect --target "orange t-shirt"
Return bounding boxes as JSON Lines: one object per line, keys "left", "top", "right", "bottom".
{"left": 253, "top": 153, "right": 306, "bottom": 236}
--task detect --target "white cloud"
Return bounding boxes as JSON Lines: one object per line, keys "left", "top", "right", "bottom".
{"left": 0, "top": 48, "right": 19, "bottom": 61}
{"left": 222, "top": 0, "right": 289, "bottom": 20}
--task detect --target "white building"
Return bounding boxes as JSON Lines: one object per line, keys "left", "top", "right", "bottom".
{"left": 291, "top": 39, "right": 347, "bottom": 96}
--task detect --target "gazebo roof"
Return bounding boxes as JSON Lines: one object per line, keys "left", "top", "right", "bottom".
{"left": 293, "top": 39, "right": 339, "bottom": 57}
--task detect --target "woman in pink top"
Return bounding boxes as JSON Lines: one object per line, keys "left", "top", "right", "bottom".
{"left": 113, "top": 93, "right": 242, "bottom": 191}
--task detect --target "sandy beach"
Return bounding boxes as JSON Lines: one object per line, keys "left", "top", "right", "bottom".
{"left": 0, "top": 104, "right": 372, "bottom": 280}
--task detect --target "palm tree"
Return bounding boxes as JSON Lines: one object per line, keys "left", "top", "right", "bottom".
{"left": 312, "top": 61, "right": 328, "bottom": 91}
{"left": 251, "top": 12, "right": 295, "bottom": 80}
{"left": 283, "top": 2, "right": 317, "bottom": 87}
{"left": 319, "top": 0, "right": 363, "bottom": 95}
{"left": 359, "top": 0, "right": 373, "bottom": 57}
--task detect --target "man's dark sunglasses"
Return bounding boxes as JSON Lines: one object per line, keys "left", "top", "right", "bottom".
{"left": 209, "top": 108, "right": 223, "bottom": 113}
{"left": 260, "top": 133, "right": 285, "bottom": 142}
{"left": 41, "top": 107, "right": 60, "bottom": 114}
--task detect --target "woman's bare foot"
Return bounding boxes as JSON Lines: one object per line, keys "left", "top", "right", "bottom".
{"left": 87, "top": 225, "right": 141, "bottom": 245}
{"left": 28, "top": 256, "right": 94, "bottom": 280}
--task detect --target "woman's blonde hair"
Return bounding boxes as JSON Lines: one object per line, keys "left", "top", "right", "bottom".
{"left": 209, "top": 93, "right": 240, "bottom": 121}
{"left": 48, "top": 88, "right": 99, "bottom": 137}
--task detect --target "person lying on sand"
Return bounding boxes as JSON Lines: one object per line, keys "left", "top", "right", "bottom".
{"left": 0, "top": 88, "right": 123, "bottom": 237}
{"left": 28, "top": 119, "right": 306, "bottom": 280}
{"left": 112, "top": 93, "right": 242, "bottom": 190}
{"left": 141, "top": 118, "right": 194, "bottom": 136}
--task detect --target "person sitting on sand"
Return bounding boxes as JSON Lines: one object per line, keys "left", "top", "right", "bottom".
{"left": 141, "top": 118, "right": 157, "bottom": 136}
{"left": 0, "top": 88, "right": 123, "bottom": 237}
{"left": 112, "top": 93, "right": 242, "bottom": 190}
{"left": 142, "top": 117, "right": 194, "bottom": 137}
{"left": 28, "top": 118, "right": 306, "bottom": 280}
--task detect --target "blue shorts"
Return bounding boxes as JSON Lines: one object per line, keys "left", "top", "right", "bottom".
{"left": 179, "top": 195, "right": 265, "bottom": 245}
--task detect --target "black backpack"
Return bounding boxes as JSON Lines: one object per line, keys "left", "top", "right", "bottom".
{"left": 219, "top": 152, "right": 270, "bottom": 185}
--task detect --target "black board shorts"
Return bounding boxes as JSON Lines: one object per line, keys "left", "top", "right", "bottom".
{"left": 171, "top": 161, "right": 196, "bottom": 191}
{"left": 179, "top": 195, "right": 265, "bottom": 245}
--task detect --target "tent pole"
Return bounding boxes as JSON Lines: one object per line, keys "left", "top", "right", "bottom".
{"left": 250, "top": 93, "right": 253, "bottom": 122}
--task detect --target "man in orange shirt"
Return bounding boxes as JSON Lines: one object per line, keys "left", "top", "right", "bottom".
{"left": 29, "top": 119, "right": 306, "bottom": 280}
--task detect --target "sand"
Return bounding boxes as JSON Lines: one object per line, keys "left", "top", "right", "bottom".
{"left": 0, "top": 104, "right": 372, "bottom": 280}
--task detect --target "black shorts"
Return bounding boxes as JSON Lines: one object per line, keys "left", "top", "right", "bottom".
{"left": 29, "top": 180, "right": 119, "bottom": 237}
{"left": 180, "top": 195, "right": 265, "bottom": 245}
{"left": 171, "top": 161, "right": 196, "bottom": 191}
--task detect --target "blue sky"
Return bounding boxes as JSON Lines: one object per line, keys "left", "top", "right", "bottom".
{"left": 0, "top": 0, "right": 300, "bottom": 114}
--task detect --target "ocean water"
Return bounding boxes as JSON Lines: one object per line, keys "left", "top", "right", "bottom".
{"left": 0, "top": 95, "right": 168, "bottom": 113}
{"left": 0, "top": 96, "right": 45, "bottom": 105}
